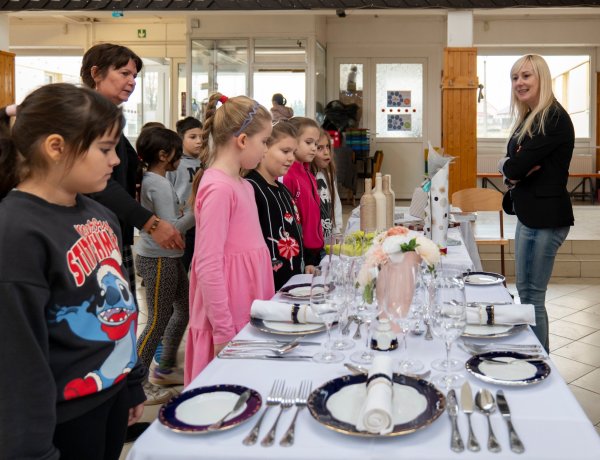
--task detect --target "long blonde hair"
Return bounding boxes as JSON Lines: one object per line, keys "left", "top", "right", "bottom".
{"left": 191, "top": 93, "right": 271, "bottom": 200}
{"left": 510, "top": 54, "right": 556, "bottom": 145}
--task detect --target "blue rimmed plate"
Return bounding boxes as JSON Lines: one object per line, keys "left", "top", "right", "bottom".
{"left": 466, "top": 351, "right": 551, "bottom": 386}
{"left": 158, "top": 384, "right": 261, "bottom": 434}
{"left": 307, "top": 373, "right": 445, "bottom": 437}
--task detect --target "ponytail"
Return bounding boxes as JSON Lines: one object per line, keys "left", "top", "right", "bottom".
{"left": 0, "top": 121, "right": 20, "bottom": 201}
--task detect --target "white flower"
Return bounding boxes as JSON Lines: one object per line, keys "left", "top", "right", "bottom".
{"left": 381, "top": 235, "right": 405, "bottom": 255}
{"left": 415, "top": 236, "right": 440, "bottom": 266}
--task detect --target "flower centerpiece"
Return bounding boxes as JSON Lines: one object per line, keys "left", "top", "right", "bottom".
{"left": 325, "top": 230, "right": 377, "bottom": 257}
{"left": 357, "top": 226, "right": 441, "bottom": 304}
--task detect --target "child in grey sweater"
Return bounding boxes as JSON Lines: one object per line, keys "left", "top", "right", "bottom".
{"left": 135, "top": 127, "right": 194, "bottom": 394}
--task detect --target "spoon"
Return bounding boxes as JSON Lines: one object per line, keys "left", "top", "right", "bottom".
{"left": 475, "top": 389, "right": 502, "bottom": 452}
{"left": 222, "top": 341, "right": 300, "bottom": 356}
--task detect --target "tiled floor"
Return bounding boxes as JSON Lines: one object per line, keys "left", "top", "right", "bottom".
{"left": 119, "top": 202, "right": 600, "bottom": 458}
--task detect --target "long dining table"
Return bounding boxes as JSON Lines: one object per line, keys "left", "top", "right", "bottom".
{"left": 128, "top": 230, "right": 600, "bottom": 460}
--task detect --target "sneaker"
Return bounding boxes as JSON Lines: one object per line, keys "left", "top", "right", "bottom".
{"left": 143, "top": 381, "right": 174, "bottom": 406}
{"left": 149, "top": 366, "right": 185, "bottom": 386}
{"left": 149, "top": 342, "right": 164, "bottom": 375}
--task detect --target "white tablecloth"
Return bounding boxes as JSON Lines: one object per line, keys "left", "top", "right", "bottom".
{"left": 128, "top": 271, "right": 600, "bottom": 460}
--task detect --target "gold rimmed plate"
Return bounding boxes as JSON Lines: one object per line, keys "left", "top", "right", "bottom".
{"left": 158, "top": 384, "right": 261, "bottom": 434}
{"left": 249, "top": 317, "right": 327, "bottom": 335}
{"left": 465, "top": 351, "right": 551, "bottom": 386}
{"left": 307, "top": 373, "right": 445, "bottom": 437}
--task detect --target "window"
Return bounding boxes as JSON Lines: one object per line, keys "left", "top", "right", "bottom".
{"left": 477, "top": 54, "right": 590, "bottom": 139}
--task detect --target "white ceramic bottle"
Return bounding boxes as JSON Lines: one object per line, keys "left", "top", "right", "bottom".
{"left": 383, "top": 174, "right": 395, "bottom": 229}
{"left": 359, "top": 178, "right": 376, "bottom": 233}
{"left": 373, "top": 173, "right": 387, "bottom": 230}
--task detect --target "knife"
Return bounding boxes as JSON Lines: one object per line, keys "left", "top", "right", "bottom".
{"left": 496, "top": 390, "right": 525, "bottom": 453}
{"left": 218, "top": 354, "right": 314, "bottom": 361}
{"left": 446, "top": 389, "right": 465, "bottom": 453}
{"left": 229, "top": 340, "right": 322, "bottom": 346}
{"left": 460, "top": 382, "right": 481, "bottom": 452}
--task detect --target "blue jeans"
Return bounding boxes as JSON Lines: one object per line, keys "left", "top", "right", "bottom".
{"left": 514, "top": 221, "right": 570, "bottom": 352}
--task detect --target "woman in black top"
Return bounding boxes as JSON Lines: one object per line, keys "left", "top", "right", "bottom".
{"left": 246, "top": 121, "right": 312, "bottom": 290}
{"left": 498, "top": 54, "right": 574, "bottom": 351}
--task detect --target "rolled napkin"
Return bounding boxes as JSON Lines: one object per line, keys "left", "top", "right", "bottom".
{"left": 355, "top": 355, "right": 394, "bottom": 435}
{"left": 466, "top": 303, "right": 536, "bottom": 326}
{"left": 250, "top": 300, "right": 322, "bottom": 324}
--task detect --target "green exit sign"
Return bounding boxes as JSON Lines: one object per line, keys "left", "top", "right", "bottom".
{"left": 137, "top": 29, "right": 147, "bottom": 39}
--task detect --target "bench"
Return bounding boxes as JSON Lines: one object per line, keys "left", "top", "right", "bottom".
{"left": 477, "top": 172, "right": 600, "bottom": 204}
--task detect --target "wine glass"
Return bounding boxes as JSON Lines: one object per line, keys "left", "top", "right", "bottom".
{"left": 381, "top": 256, "right": 425, "bottom": 373}
{"left": 430, "top": 268, "right": 467, "bottom": 388}
{"left": 349, "top": 258, "right": 379, "bottom": 364}
{"left": 309, "top": 265, "right": 345, "bottom": 364}
{"left": 329, "top": 258, "right": 355, "bottom": 351}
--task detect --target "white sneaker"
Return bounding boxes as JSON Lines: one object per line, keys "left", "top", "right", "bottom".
{"left": 143, "top": 381, "right": 174, "bottom": 406}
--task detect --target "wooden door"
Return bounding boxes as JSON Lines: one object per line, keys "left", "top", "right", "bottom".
{"left": 0, "top": 51, "right": 16, "bottom": 107}
{"left": 441, "top": 47, "right": 478, "bottom": 196}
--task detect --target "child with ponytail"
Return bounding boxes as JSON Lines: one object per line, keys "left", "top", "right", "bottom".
{"left": 186, "top": 94, "right": 274, "bottom": 384}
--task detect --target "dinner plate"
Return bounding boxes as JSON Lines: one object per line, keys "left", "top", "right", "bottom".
{"left": 249, "top": 316, "right": 327, "bottom": 335}
{"left": 158, "top": 384, "right": 261, "bottom": 434}
{"left": 465, "top": 351, "right": 551, "bottom": 386}
{"left": 307, "top": 373, "right": 445, "bottom": 437}
{"left": 463, "top": 271, "right": 506, "bottom": 286}
{"left": 462, "top": 323, "right": 528, "bottom": 338}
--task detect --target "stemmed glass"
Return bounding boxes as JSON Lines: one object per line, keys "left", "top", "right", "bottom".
{"left": 329, "top": 258, "right": 355, "bottom": 351}
{"left": 349, "top": 257, "right": 379, "bottom": 364}
{"left": 430, "top": 268, "right": 467, "bottom": 389}
{"left": 309, "top": 265, "right": 345, "bottom": 363}
{"left": 382, "top": 256, "right": 425, "bottom": 373}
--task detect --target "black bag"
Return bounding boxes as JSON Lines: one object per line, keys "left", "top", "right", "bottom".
{"left": 502, "top": 190, "right": 516, "bottom": 215}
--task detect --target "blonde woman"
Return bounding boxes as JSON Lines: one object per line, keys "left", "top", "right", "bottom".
{"left": 498, "top": 54, "right": 574, "bottom": 351}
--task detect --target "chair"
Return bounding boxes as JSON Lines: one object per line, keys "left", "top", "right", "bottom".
{"left": 451, "top": 188, "right": 509, "bottom": 277}
{"left": 371, "top": 150, "right": 384, "bottom": 183}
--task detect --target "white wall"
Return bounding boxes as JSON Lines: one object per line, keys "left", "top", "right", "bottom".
{"left": 0, "top": 15, "right": 9, "bottom": 51}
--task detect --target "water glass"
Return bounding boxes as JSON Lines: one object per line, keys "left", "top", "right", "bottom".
{"left": 430, "top": 268, "right": 467, "bottom": 388}
{"left": 309, "top": 266, "right": 344, "bottom": 364}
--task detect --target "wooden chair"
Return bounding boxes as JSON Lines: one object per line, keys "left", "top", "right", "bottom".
{"left": 371, "top": 150, "right": 384, "bottom": 183}
{"left": 451, "top": 188, "right": 509, "bottom": 277}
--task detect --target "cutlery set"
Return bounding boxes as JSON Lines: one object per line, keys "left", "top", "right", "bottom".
{"left": 242, "top": 379, "right": 312, "bottom": 447}
{"left": 448, "top": 382, "right": 524, "bottom": 454}
{"left": 218, "top": 337, "right": 319, "bottom": 361}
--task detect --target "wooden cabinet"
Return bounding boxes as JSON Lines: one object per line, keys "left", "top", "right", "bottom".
{"left": 441, "top": 47, "right": 478, "bottom": 197}
{"left": 0, "top": 50, "right": 16, "bottom": 107}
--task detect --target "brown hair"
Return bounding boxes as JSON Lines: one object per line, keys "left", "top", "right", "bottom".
{"left": 312, "top": 129, "right": 338, "bottom": 228}
{"left": 268, "top": 120, "right": 298, "bottom": 147}
{"left": 80, "top": 43, "right": 143, "bottom": 89}
{"left": 288, "top": 116, "right": 320, "bottom": 138}
{"left": 191, "top": 92, "right": 271, "bottom": 200}
{"left": 0, "top": 83, "right": 124, "bottom": 200}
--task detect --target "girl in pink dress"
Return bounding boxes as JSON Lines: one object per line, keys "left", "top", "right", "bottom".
{"left": 185, "top": 93, "right": 275, "bottom": 385}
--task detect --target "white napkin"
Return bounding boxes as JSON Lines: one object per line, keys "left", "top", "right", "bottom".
{"left": 355, "top": 355, "right": 394, "bottom": 435}
{"left": 250, "top": 300, "right": 322, "bottom": 324}
{"left": 466, "top": 303, "right": 536, "bottom": 326}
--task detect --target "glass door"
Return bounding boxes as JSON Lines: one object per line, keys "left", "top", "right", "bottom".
{"left": 371, "top": 59, "right": 426, "bottom": 198}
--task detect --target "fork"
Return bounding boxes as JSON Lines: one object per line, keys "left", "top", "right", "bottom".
{"left": 260, "top": 388, "right": 294, "bottom": 447}
{"left": 279, "top": 380, "right": 312, "bottom": 447}
{"left": 461, "top": 341, "right": 542, "bottom": 354}
{"left": 242, "top": 380, "right": 284, "bottom": 446}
